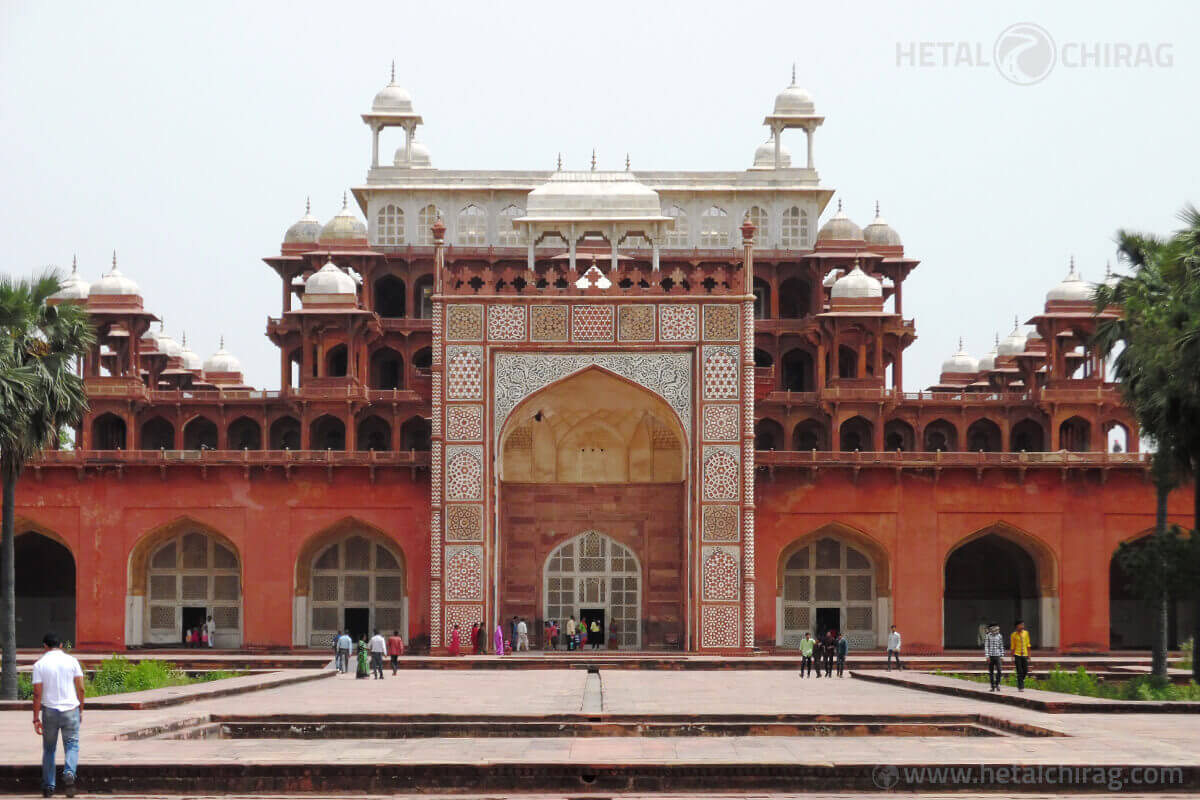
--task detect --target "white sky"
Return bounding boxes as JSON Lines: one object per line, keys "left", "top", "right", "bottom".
{"left": 2, "top": 1, "right": 1194, "bottom": 390}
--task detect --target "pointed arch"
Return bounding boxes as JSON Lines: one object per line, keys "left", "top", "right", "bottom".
{"left": 543, "top": 529, "right": 642, "bottom": 649}
{"left": 13, "top": 519, "right": 75, "bottom": 648}
{"left": 776, "top": 521, "right": 891, "bottom": 598}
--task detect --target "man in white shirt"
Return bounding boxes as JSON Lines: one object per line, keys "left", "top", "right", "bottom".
{"left": 204, "top": 615, "right": 216, "bottom": 648}
{"left": 515, "top": 618, "right": 529, "bottom": 651}
{"left": 886, "top": 625, "right": 903, "bottom": 671}
{"left": 368, "top": 629, "right": 387, "bottom": 679}
{"left": 31, "top": 632, "right": 85, "bottom": 798}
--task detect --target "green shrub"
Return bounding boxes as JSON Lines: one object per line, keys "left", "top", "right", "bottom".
{"left": 939, "top": 664, "right": 1200, "bottom": 701}
{"left": 18, "top": 673, "right": 33, "bottom": 700}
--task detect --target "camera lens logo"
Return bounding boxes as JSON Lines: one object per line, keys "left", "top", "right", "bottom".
{"left": 872, "top": 764, "right": 901, "bottom": 790}
{"left": 994, "top": 23, "right": 1056, "bottom": 85}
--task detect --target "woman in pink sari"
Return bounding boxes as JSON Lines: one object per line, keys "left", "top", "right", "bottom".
{"left": 492, "top": 623, "right": 504, "bottom": 655}
{"left": 448, "top": 624, "right": 461, "bottom": 657}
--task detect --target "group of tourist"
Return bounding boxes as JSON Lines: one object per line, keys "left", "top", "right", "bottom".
{"left": 982, "top": 619, "right": 1032, "bottom": 691}
{"left": 796, "top": 629, "right": 850, "bottom": 677}
{"left": 440, "top": 616, "right": 609, "bottom": 656}
{"left": 332, "top": 629, "right": 405, "bottom": 678}
{"left": 182, "top": 615, "right": 215, "bottom": 648}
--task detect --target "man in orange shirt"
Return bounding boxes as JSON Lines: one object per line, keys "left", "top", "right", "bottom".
{"left": 1010, "top": 619, "right": 1032, "bottom": 691}
{"left": 386, "top": 630, "right": 405, "bottom": 675}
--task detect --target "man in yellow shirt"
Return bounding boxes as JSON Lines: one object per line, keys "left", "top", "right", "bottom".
{"left": 1010, "top": 620, "right": 1032, "bottom": 691}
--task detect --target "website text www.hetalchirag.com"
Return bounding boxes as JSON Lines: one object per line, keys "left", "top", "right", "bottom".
{"left": 871, "top": 763, "right": 1185, "bottom": 792}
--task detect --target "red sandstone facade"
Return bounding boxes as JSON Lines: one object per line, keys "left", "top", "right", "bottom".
{"left": 14, "top": 75, "right": 1192, "bottom": 654}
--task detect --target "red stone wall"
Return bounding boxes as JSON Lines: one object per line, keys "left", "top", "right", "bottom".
{"left": 499, "top": 482, "right": 687, "bottom": 648}
{"left": 15, "top": 466, "right": 430, "bottom": 650}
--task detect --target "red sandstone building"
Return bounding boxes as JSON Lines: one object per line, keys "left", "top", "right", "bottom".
{"left": 13, "top": 72, "right": 1194, "bottom": 654}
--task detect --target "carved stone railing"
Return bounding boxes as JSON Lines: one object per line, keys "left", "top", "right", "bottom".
{"left": 755, "top": 449, "right": 1147, "bottom": 469}
{"left": 30, "top": 449, "right": 431, "bottom": 469}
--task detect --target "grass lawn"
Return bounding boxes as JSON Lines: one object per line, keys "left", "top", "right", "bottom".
{"left": 19, "top": 655, "right": 240, "bottom": 700}
{"left": 934, "top": 665, "right": 1200, "bottom": 701}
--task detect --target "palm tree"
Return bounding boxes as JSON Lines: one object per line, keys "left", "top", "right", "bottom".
{"left": 0, "top": 270, "right": 93, "bottom": 700}
{"left": 1095, "top": 205, "right": 1200, "bottom": 682}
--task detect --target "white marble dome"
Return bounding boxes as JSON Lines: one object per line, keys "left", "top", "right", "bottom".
{"left": 203, "top": 338, "right": 241, "bottom": 374}
{"left": 863, "top": 204, "right": 902, "bottom": 247}
{"left": 284, "top": 199, "right": 322, "bottom": 244}
{"left": 395, "top": 138, "right": 432, "bottom": 167}
{"left": 773, "top": 71, "right": 816, "bottom": 115}
{"left": 319, "top": 195, "right": 368, "bottom": 243}
{"left": 50, "top": 258, "right": 90, "bottom": 300}
{"left": 751, "top": 136, "right": 791, "bottom": 169}
{"left": 978, "top": 336, "right": 1000, "bottom": 371}
{"left": 89, "top": 253, "right": 141, "bottom": 296}
{"left": 816, "top": 200, "right": 864, "bottom": 242}
{"left": 178, "top": 336, "right": 202, "bottom": 371}
{"left": 372, "top": 67, "right": 414, "bottom": 113}
{"left": 305, "top": 258, "right": 357, "bottom": 296}
{"left": 941, "top": 339, "right": 979, "bottom": 374}
{"left": 997, "top": 321, "right": 1028, "bottom": 356}
{"left": 1046, "top": 258, "right": 1094, "bottom": 303}
{"left": 526, "top": 171, "right": 662, "bottom": 220}
{"left": 156, "top": 331, "right": 182, "bottom": 359}
{"left": 831, "top": 265, "right": 882, "bottom": 299}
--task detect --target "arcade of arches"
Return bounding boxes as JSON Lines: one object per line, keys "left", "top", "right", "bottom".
{"left": 498, "top": 370, "right": 687, "bottom": 649}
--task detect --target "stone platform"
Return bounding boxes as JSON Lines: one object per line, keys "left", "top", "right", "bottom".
{"left": 2, "top": 668, "right": 1197, "bottom": 795}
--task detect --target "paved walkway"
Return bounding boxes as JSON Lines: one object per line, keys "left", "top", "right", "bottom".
{"left": 3, "top": 668, "right": 1198, "bottom": 793}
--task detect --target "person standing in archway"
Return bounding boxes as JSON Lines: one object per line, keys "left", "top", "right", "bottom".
{"left": 204, "top": 615, "right": 215, "bottom": 649}
{"left": 1010, "top": 620, "right": 1031, "bottom": 691}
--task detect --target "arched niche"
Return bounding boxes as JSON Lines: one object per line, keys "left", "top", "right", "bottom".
{"left": 498, "top": 367, "right": 686, "bottom": 484}
{"left": 14, "top": 523, "right": 75, "bottom": 648}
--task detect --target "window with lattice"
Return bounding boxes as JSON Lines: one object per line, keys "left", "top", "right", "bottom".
{"left": 497, "top": 205, "right": 524, "bottom": 246}
{"left": 417, "top": 204, "right": 442, "bottom": 245}
{"left": 543, "top": 531, "right": 640, "bottom": 648}
{"left": 377, "top": 204, "right": 405, "bottom": 245}
{"left": 665, "top": 205, "right": 688, "bottom": 247}
{"left": 457, "top": 204, "right": 487, "bottom": 245}
{"left": 309, "top": 534, "right": 406, "bottom": 644}
{"left": 699, "top": 206, "right": 729, "bottom": 247}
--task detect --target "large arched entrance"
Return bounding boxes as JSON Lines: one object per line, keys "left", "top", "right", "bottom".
{"left": 544, "top": 530, "right": 641, "bottom": 649}
{"left": 15, "top": 530, "right": 75, "bottom": 647}
{"left": 498, "top": 367, "right": 687, "bottom": 649}
{"left": 142, "top": 529, "right": 242, "bottom": 647}
{"left": 778, "top": 528, "right": 886, "bottom": 649}
{"left": 1109, "top": 533, "right": 1191, "bottom": 649}
{"left": 944, "top": 528, "right": 1055, "bottom": 648}
{"left": 303, "top": 531, "right": 407, "bottom": 646}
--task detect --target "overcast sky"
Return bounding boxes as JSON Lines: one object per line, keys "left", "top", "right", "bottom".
{"left": 2, "top": 1, "right": 1194, "bottom": 390}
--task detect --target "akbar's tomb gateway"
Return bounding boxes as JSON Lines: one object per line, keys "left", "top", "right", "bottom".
{"left": 14, "top": 70, "right": 1193, "bottom": 654}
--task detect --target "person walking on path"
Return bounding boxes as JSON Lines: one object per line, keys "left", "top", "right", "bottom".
{"left": 335, "top": 630, "right": 352, "bottom": 674}
{"left": 32, "top": 632, "right": 84, "bottom": 798}
{"left": 386, "top": 630, "right": 405, "bottom": 674}
{"left": 492, "top": 623, "right": 505, "bottom": 655}
{"left": 472, "top": 622, "right": 483, "bottom": 654}
{"left": 355, "top": 637, "right": 370, "bottom": 679}
{"left": 368, "top": 629, "right": 387, "bottom": 678}
{"left": 886, "top": 625, "right": 903, "bottom": 671}
{"left": 811, "top": 635, "right": 824, "bottom": 678}
{"left": 448, "top": 624, "right": 462, "bottom": 657}
{"left": 1010, "top": 619, "right": 1031, "bottom": 692}
{"left": 204, "top": 615, "right": 216, "bottom": 648}
{"left": 984, "top": 623, "right": 1005, "bottom": 691}
{"left": 798, "top": 632, "right": 814, "bottom": 677}
{"left": 577, "top": 619, "right": 588, "bottom": 649}
{"left": 836, "top": 632, "right": 849, "bottom": 677}
{"left": 516, "top": 618, "right": 529, "bottom": 651}
{"left": 566, "top": 617, "right": 576, "bottom": 651}
{"left": 589, "top": 619, "right": 601, "bottom": 650}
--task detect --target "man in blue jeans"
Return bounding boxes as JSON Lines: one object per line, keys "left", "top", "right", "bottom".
{"left": 32, "top": 632, "right": 85, "bottom": 797}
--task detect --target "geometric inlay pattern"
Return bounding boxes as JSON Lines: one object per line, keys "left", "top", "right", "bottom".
{"left": 445, "top": 305, "right": 483, "bottom": 341}
{"left": 702, "top": 546, "right": 740, "bottom": 601}
{"left": 618, "top": 305, "right": 655, "bottom": 341}
{"left": 571, "top": 305, "right": 614, "bottom": 342}
{"left": 702, "top": 404, "right": 740, "bottom": 442}
{"left": 445, "top": 404, "right": 484, "bottom": 441}
{"left": 701, "top": 604, "right": 740, "bottom": 648}
{"left": 658, "top": 304, "right": 698, "bottom": 341}
{"left": 446, "top": 346, "right": 483, "bottom": 400}
{"left": 703, "top": 304, "right": 739, "bottom": 341}
{"left": 702, "top": 505, "right": 740, "bottom": 542}
{"left": 445, "top": 504, "right": 484, "bottom": 542}
{"left": 443, "top": 603, "right": 482, "bottom": 647}
{"left": 445, "top": 445, "right": 484, "bottom": 501}
{"left": 702, "top": 346, "right": 739, "bottom": 400}
{"left": 702, "top": 445, "right": 740, "bottom": 501}
{"left": 444, "top": 545, "right": 484, "bottom": 602}
{"left": 493, "top": 352, "right": 692, "bottom": 442}
{"left": 530, "top": 305, "right": 568, "bottom": 342}
{"left": 487, "top": 305, "right": 526, "bottom": 341}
